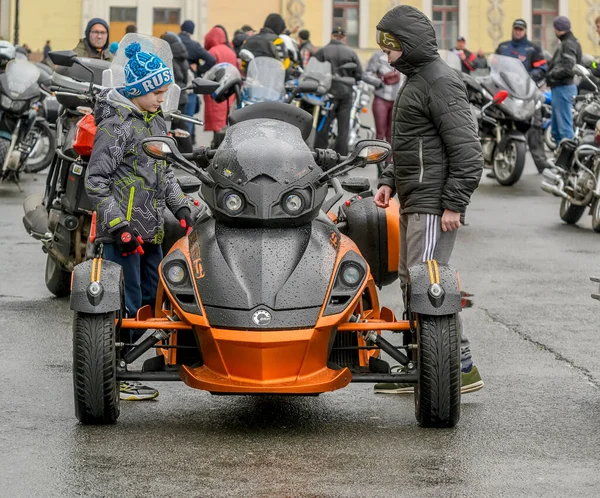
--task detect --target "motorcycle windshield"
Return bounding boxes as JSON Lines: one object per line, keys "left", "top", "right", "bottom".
{"left": 243, "top": 57, "right": 286, "bottom": 103}
{"left": 215, "top": 118, "right": 315, "bottom": 184}
{"left": 5, "top": 60, "right": 40, "bottom": 98}
{"left": 101, "top": 33, "right": 180, "bottom": 113}
{"left": 489, "top": 54, "right": 536, "bottom": 100}
{"left": 301, "top": 58, "right": 332, "bottom": 93}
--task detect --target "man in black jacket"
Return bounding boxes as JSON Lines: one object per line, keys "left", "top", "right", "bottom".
{"left": 313, "top": 27, "right": 362, "bottom": 156}
{"left": 243, "top": 14, "right": 287, "bottom": 61}
{"left": 178, "top": 20, "right": 216, "bottom": 137}
{"left": 160, "top": 32, "right": 190, "bottom": 112}
{"left": 547, "top": 16, "right": 581, "bottom": 145}
{"left": 373, "top": 5, "right": 484, "bottom": 395}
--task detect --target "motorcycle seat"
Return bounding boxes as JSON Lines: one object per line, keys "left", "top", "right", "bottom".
{"left": 229, "top": 101, "right": 313, "bottom": 141}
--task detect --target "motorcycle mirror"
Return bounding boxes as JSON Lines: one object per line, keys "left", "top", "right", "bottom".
{"left": 574, "top": 64, "right": 591, "bottom": 78}
{"left": 141, "top": 137, "right": 216, "bottom": 187}
{"left": 354, "top": 139, "right": 392, "bottom": 165}
{"left": 339, "top": 62, "right": 357, "bottom": 71}
{"left": 192, "top": 78, "right": 221, "bottom": 95}
{"left": 48, "top": 50, "right": 78, "bottom": 67}
{"left": 493, "top": 90, "right": 509, "bottom": 105}
{"left": 296, "top": 79, "right": 319, "bottom": 94}
{"left": 239, "top": 49, "right": 255, "bottom": 63}
{"left": 142, "top": 138, "right": 175, "bottom": 160}
{"left": 341, "top": 177, "right": 371, "bottom": 194}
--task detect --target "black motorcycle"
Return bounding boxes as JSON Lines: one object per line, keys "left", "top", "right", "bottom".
{"left": 0, "top": 59, "right": 54, "bottom": 184}
{"left": 463, "top": 54, "right": 538, "bottom": 186}
{"left": 23, "top": 46, "right": 219, "bottom": 297}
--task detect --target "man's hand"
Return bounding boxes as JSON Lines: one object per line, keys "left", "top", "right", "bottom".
{"left": 374, "top": 186, "right": 393, "bottom": 209}
{"left": 458, "top": 50, "right": 466, "bottom": 61}
{"left": 441, "top": 209, "right": 461, "bottom": 232}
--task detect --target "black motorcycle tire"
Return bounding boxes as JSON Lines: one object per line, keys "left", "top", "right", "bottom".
{"left": 73, "top": 311, "right": 120, "bottom": 425}
{"left": 591, "top": 198, "right": 600, "bottom": 233}
{"left": 0, "top": 137, "right": 10, "bottom": 169}
{"left": 24, "top": 120, "right": 56, "bottom": 173}
{"left": 414, "top": 313, "right": 461, "bottom": 428}
{"left": 45, "top": 254, "right": 71, "bottom": 297}
{"left": 492, "top": 139, "right": 526, "bottom": 186}
{"left": 559, "top": 198, "right": 586, "bottom": 225}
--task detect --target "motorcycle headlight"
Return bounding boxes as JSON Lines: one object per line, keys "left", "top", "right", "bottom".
{"left": 224, "top": 192, "right": 244, "bottom": 214}
{"left": 11, "top": 100, "right": 27, "bottom": 113}
{"left": 166, "top": 263, "right": 187, "bottom": 285}
{"left": 0, "top": 95, "right": 12, "bottom": 110}
{"left": 340, "top": 262, "right": 364, "bottom": 287}
{"left": 282, "top": 192, "right": 305, "bottom": 215}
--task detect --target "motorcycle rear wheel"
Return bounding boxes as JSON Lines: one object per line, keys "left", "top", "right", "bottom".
{"left": 0, "top": 137, "right": 10, "bottom": 169}
{"left": 24, "top": 120, "right": 56, "bottom": 173}
{"left": 492, "top": 139, "right": 526, "bottom": 186}
{"left": 559, "top": 198, "right": 586, "bottom": 225}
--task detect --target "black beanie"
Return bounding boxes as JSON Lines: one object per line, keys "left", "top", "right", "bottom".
{"left": 264, "top": 13, "right": 286, "bottom": 35}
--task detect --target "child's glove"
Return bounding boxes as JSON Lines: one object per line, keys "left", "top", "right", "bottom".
{"left": 176, "top": 207, "right": 193, "bottom": 235}
{"left": 114, "top": 225, "right": 144, "bottom": 256}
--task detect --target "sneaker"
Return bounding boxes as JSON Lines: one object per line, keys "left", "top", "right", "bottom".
{"left": 374, "top": 365, "right": 484, "bottom": 395}
{"left": 119, "top": 381, "right": 159, "bottom": 401}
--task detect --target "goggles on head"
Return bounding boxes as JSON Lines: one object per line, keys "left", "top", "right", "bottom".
{"left": 376, "top": 30, "right": 402, "bottom": 51}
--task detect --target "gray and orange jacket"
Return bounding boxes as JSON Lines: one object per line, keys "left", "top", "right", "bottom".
{"left": 85, "top": 88, "right": 191, "bottom": 244}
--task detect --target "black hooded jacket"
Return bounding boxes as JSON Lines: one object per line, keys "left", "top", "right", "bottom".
{"left": 377, "top": 6, "right": 482, "bottom": 215}
{"left": 243, "top": 14, "right": 286, "bottom": 60}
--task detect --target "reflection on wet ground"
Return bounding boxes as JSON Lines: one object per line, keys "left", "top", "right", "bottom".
{"left": 461, "top": 291, "right": 474, "bottom": 308}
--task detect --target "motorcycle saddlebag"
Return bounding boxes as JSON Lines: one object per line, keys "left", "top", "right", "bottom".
{"left": 339, "top": 193, "right": 400, "bottom": 288}
{"left": 61, "top": 160, "right": 93, "bottom": 214}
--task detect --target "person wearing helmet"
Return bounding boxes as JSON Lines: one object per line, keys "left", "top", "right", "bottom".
{"left": 203, "top": 25, "right": 238, "bottom": 148}
{"left": 74, "top": 18, "right": 112, "bottom": 60}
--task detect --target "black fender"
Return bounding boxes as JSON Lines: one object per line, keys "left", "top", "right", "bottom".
{"left": 70, "top": 258, "right": 123, "bottom": 314}
{"left": 408, "top": 261, "right": 462, "bottom": 316}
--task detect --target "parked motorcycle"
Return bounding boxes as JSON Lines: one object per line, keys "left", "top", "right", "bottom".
{"left": 464, "top": 54, "right": 538, "bottom": 186}
{"left": 22, "top": 35, "right": 219, "bottom": 298}
{"left": 69, "top": 100, "right": 467, "bottom": 429}
{"left": 540, "top": 65, "right": 600, "bottom": 230}
{"left": 0, "top": 59, "right": 55, "bottom": 184}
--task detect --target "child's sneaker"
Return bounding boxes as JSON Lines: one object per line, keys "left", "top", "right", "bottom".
{"left": 120, "top": 381, "right": 159, "bottom": 400}
{"left": 374, "top": 365, "right": 484, "bottom": 394}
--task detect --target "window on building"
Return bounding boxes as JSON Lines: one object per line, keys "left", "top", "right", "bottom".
{"left": 432, "top": 0, "right": 459, "bottom": 50}
{"left": 333, "top": 1, "right": 359, "bottom": 47}
{"left": 109, "top": 7, "right": 137, "bottom": 43}
{"left": 532, "top": 0, "right": 558, "bottom": 54}
{"left": 152, "top": 8, "right": 181, "bottom": 38}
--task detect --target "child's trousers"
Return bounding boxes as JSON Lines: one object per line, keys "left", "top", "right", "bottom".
{"left": 103, "top": 242, "right": 164, "bottom": 342}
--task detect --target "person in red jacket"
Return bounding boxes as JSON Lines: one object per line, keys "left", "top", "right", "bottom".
{"left": 204, "top": 25, "right": 238, "bottom": 147}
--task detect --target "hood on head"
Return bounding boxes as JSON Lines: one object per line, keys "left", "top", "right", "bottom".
{"left": 85, "top": 18, "right": 109, "bottom": 51}
{"left": 205, "top": 26, "right": 228, "bottom": 50}
{"left": 264, "top": 13, "right": 286, "bottom": 35}
{"left": 161, "top": 31, "right": 188, "bottom": 59}
{"left": 377, "top": 5, "right": 438, "bottom": 75}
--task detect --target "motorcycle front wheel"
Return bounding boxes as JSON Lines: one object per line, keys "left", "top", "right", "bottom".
{"left": 492, "top": 139, "right": 526, "bottom": 186}
{"left": 24, "top": 120, "right": 56, "bottom": 173}
{"left": 591, "top": 198, "right": 600, "bottom": 233}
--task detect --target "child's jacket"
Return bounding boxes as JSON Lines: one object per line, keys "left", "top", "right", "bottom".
{"left": 85, "top": 88, "right": 191, "bottom": 244}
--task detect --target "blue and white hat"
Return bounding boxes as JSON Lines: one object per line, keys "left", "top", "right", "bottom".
{"left": 124, "top": 42, "right": 173, "bottom": 98}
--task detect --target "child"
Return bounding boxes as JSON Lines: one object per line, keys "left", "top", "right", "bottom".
{"left": 85, "top": 41, "right": 193, "bottom": 401}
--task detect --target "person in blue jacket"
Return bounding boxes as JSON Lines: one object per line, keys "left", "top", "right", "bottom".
{"left": 495, "top": 19, "right": 550, "bottom": 174}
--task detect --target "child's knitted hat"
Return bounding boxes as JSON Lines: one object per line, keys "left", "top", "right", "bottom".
{"left": 124, "top": 42, "right": 173, "bottom": 98}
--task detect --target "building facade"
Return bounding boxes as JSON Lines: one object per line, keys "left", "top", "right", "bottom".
{"left": 1, "top": 0, "right": 599, "bottom": 58}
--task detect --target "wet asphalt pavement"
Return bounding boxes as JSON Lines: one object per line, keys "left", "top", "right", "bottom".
{"left": 2, "top": 154, "right": 600, "bottom": 497}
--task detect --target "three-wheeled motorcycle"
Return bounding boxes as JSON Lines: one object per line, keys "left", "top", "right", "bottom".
{"left": 70, "top": 102, "right": 464, "bottom": 428}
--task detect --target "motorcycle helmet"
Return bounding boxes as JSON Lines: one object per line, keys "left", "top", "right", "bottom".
{"left": 0, "top": 41, "right": 16, "bottom": 63}
{"left": 203, "top": 62, "right": 242, "bottom": 103}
